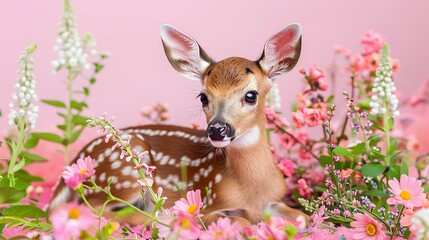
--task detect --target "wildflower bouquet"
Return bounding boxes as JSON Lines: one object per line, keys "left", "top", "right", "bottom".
{"left": 1, "top": 1, "right": 429, "bottom": 240}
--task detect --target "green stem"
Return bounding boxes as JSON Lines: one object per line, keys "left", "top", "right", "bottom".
{"left": 64, "top": 73, "right": 74, "bottom": 164}
{"left": 8, "top": 112, "right": 27, "bottom": 187}
{"left": 390, "top": 205, "right": 404, "bottom": 240}
{"left": 383, "top": 110, "right": 391, "bottom": 167}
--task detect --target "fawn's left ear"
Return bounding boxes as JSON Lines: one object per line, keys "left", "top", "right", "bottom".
{"left": 258, "top": 24, "right": 302, "bottom": 79}
{"left": 160, "top": 24, "right": 214, "bottom": 81}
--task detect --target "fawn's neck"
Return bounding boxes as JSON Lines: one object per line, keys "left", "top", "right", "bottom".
{"left": 225, "top": 122, "right": 283, "bottom": 187}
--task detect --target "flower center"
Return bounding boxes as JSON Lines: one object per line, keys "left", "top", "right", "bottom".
{"left": 399, "top": 190, "right": 411, "bottom": 200}
{"left": 214, "top": 231, "right": 223, "bottom": 238}
{"left": 68, "top": 208, "right": 81, "bottom": 219}
{"left": 267, "top": 237, "right": 274, "bottom": 240}
{"left": 365, "top": 223, "right": 377, "bottom": 236}
{"left": 187, "top": 204, "right": 197, "bottom": 214}
{"left": 79, "top": 169, "right": 87, "bottom": 175}
{"left": 180, "top": 218, "right": 191, "bottom": 230}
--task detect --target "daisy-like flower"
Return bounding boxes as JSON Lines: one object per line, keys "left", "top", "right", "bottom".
{"left": 387, "top": 174, "right": 426, "bottom": 209}
{"left": 62, "top": 156, "right": 96, "bottom": 189}
{"left": 199, "top": 217, "right": 242, "bottom": 240}
{"left": 170, "top": 212, "right": 202, "bottom": 240}
{"left": 350, "top": 213, "right": 385, "bottom": 240}
{"left": 8, "top": 45, "right": 39, "bottom": 130}
{"left": 171, "top": 189, "right": 203, "bottom": 217}
{"left": 51, "top": 202, "right": 97, "bottom": 240}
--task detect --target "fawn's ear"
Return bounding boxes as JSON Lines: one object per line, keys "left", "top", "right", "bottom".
{"left": 258, "top": 24, "right": 302, "bottom": 79}
{"left": 160, "top": 24, "right": 214, "bottom": 81}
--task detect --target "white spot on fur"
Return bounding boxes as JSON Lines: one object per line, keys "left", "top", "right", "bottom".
{"left": 99, "top": 172, "right": 106, "bottom": 182}
{"left": 111, "top": 160, "right": 121, "bottom": 169}
{"left": 121, "top": 166, "right": 132, "bottom": 175}
{"left": 215, "top": 174, "right": 222, "bottom": 183}
{"left": 109, "top": 152, "right": 119, "bottom": 162}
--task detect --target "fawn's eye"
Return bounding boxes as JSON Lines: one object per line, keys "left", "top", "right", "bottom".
{"left": 199, "top": 93, "right": 209, "bottom": 106}
{"left": 244, "top": 91, "right": 258, "bottom": 104}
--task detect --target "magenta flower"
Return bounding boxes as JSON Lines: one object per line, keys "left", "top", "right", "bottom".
{"left": 199, "top": 217, "right": 242, "bottom": 240}
{"left": 350, "top": 213, "right": 385, "bottom": 240}
{"left": 51, "top": 202, "right": 97, "bottom": 240}
{"left": 278, "top": 158, "right": 295, "bottom": 177}
{"left": 387, "top": 174, "right": 426, "bottom": 208}
{"left": 171, "top": 189, "right": 203, "bottom": 217}
{"left": 62, "top": 157, "right": 96, "bottom": 189}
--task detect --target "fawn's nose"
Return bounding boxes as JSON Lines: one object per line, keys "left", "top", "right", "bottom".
{"left": 207, "top": 121, "right": 233, "bottom": 141}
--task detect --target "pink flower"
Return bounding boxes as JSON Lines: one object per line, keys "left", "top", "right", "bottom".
{"left": 278, "top": 159, "right": 295, "bottom": 177}
{"left": 303, "top": 108, "right": 324, "bottom": 127}
{"left": 297, "top": 178, "right": 313, "bottom": 199}
{"left": 199, "top": 217, "right": 241, "bottom": 240}
{"left": 51, "top": 202, "right": 97, "bottom": 240}
{"left": 62, "top": 156, "right": 96, "bottom": 189}
{"left": 155, "top": 209, "right": 174, "bottom": 239}
{"left": 308, "top": 66, "right": 328, "bottom": 91}
{"left": 298, "top": 147, "right": 312, "bottom": 160}
{"left": 279, "top": 133, "right": 297, "bottom": 150}
{"left": 350, "top": 213, "right": 385, "bottom": 240}
{"left": 171, "top": 189, "right": 203, "bottom": 217}
{"left": 171, "top": 212, "right": 202, "bottom": 239}
{"left": 292, "top": 110, "right": 306, "bottom": 128}
{"left": 387, "top": 174, "right": 426, "bottom": 208}
{"left": 400, "top": 199, "right": 429, "bottom": 227}
{"left": 360, "top": 31, "right": 384, "bottom": 55}
{"left": 311, "top": 205, "right": 328, "bottom": 228}
{"left": 309, "top": 66, "right": 324, "bottom": 80}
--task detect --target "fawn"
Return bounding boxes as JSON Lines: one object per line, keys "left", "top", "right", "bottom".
{"left": 49, "top": 23, "right": 308, "bottom": 226}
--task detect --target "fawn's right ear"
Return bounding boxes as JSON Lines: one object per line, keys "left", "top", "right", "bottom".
{"left": 160, "top": 24, "right": 214, "bottom": 81}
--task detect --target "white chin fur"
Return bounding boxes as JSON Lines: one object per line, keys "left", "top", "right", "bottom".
{"left": 210, "top": 140, "right": 231, "bottom": 148}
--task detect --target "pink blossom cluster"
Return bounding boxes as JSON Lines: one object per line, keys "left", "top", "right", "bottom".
{"left": 62, "top": 156, "right": 96, "bottom": 189}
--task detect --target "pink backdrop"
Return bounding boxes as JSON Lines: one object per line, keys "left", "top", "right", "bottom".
{"left": 1, "top": 1, "right": 429, "bottom": 132}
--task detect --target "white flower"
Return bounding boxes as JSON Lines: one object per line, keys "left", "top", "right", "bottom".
{"left": 52, "top": 0, "right": 96, "bottom": 73}
{"left": 9, "top": 45, "right": 39, "bottom": 130}
{"left": 266, "top": 82, "right": 282, "bottom": 112}
{"left": 410, "top": 208, "right": 429, "bottom": 240}
{"left": 369, "top": 44, "right": 400, "bottom": 117}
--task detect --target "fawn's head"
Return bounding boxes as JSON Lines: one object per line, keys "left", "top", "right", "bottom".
{"left": 160, "top": 24, "right": 302, "bottom": 148}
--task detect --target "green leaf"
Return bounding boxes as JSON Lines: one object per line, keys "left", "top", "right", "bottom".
{"left": 19, "top": 151, "right": 47, "bottom": 163}
{"left": 41, "top": 99, "right": 66, "bottom": 108}
{"left": 15, "top": 170, "right": 43, "bottom": 183}
{"left": 94, "top": 63, "right": 104, "bottom": 73}
{"left": 388, "top": 117, "right": 394, "bottom": 131}
{"left": 358, "top": 98, "right": 371, "bottom": 109}
{"left": 89, "top": 77, "right": 96, "bottom": 84}
{"left": 83, "top": 87, "right": 90, "bottom": 96}
{"left": 388, "top": 164, "right": 401, "bottom": 180}
{"left": 350, "top": 142, "right": 366, "bottom": 155}
{"left": 31, "top": 132, "right": 63, "bottom": 143}
{"left": 57, "top": 124, "right": 67, "bottom": 131}
{"left": 69, "top": 126, "right": 85, "bottom": 144}
{"left": 319, "top": 155, "right": 333, "bottom": 167}
{"left": 423, "top": 184, "right": 429, "bottom": 193}
{"left": 352, "top": 186, "right": 368, "bottom": 191}
{"left": 13, "top": 158, "right": 26, "bottom": 172}
{"left": 365, "top": 189, "right": 389, "bottom": 198}
{"left": 70, "top": 100, "right": 87, "bottom": 111}
{"left": 326, "top": 95, "right": 334, "bottom": 105}
{"left": 72, "top": 115, "right": 90, "bottom": 125}
{"left": 5, "top": 205, "right": 48, "bottom": 219}
{"left": 0, "top": 187, "right": 25, "bottom": 204}
{"left": 23, "top": 135, "right": 39, "bottom": 149}
{"left": 401, "top": 161, "right": 409, "bottom": 175}
{"left": 333, "top": 147, "right": 353, "bottom": 157}
{"left": 361, "top": 162, "right": 385, "bottom": 177}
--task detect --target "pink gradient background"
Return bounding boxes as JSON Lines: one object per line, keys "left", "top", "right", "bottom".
{"left": 1, "top": 1, "right": 429, "bottom": 132}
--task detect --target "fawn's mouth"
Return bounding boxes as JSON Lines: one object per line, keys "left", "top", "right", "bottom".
{"left": 209, "top": 136, "right": 236, "bottom": 148}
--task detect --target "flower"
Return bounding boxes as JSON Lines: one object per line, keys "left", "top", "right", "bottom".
{"left": 303, "top": 108, "right": 325, "bottom": 127}
{"left": 360, "top": 31, "right": 384, "bottom": 55}
{"left": 266, "top": 82, "right": 282, "bottom": 112}
{"left": 369, "top": 44, "right": 400, "bottom": 117}
{"left": 400, "top": 199, "right": 429, "bottom": 227}
{"left": 308, "top": 66, "right": 328, "bottom": 91}
{"left": 62, "top": 156, "right": 96, "bottom": 189}
{"left": 410, "top": 208, "right": 429, "bottom": 240}
{"left": 170, "top": 212, "right": 202, "bottom": 239}
{"left": 171, "top": 189, "right": 203, "bottom": 217}
{"left": 311, "top": 205, "right": 328, "bottom": 228}
{"left": 199, "top": 217, "right": 241, "bottom": 240}
{"left": 52, "top": 0, "right": 95, "bottom": 72}
{"left": 297, "top": 178, "right": 313, "bottom": 199}
{"left": 8, "top": 45, "right": 39, "bottom": 130}
{"left": 51, "top": 202, "right": 97, "bottom": 240}
{"left": 350, "top": 213, "right": 385, "bottom": 240}
{"left": 387, "top": 174, "right": 426, "bottom": 209}
{"left": 278, "top": 159, "right": 295, "bottom": 177}
{"left": 292, "top": 110, "right": 306, "bottom": 128}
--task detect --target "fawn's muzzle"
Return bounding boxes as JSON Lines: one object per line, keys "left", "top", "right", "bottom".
{"left": 206, "top": 120, "right": 235, "bottom": 147}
